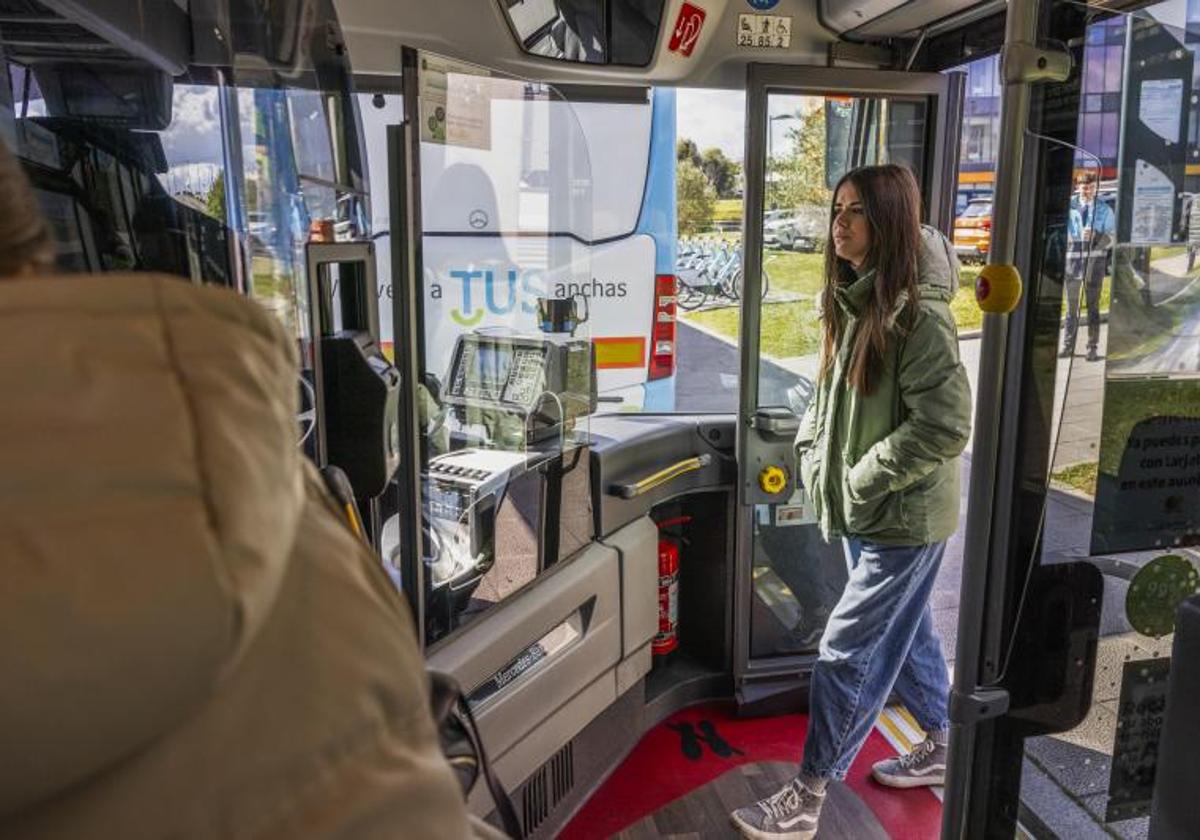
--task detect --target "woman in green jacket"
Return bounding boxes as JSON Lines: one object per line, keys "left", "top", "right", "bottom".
{"left": 732, "top": 164, "right": 972, "bottom": 840}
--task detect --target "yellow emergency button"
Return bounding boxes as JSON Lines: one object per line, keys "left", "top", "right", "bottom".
{"left": 759, "top": 465, "right": 787, "bottom": 495}
{"left": 975, "top": 263, "right": 1022, "bottom": 314}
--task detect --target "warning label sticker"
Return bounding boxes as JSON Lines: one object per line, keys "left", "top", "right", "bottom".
{"left": 668, "top": 2, "right": 707, "bottom": 58}
{"left": 737, "top": 13, "right": 792, "bottom": 49}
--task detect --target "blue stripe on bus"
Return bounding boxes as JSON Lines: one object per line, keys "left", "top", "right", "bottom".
{"left": 642, "top": 376, "right": 676, "bottom": 411}
{"left": 636, "top": 87, "right": 677, "bottom": 276}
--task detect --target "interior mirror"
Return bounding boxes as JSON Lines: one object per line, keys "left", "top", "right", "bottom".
{"left": 32, "top": 62, "right": 173, "bottom": 130}
{"left": 786, "top": 376, "right": 816, "bottom": 418}
{"left": 502, "top": 0, "right": 666, "bottom": 67}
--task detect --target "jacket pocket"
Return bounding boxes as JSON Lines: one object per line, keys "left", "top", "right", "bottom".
{"left": 843, "top": 487, "right": 905, "bottom": 537}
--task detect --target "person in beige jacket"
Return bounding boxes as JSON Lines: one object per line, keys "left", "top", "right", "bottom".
{"left": 0, "top": 140, "right": 483, "bottom": 838}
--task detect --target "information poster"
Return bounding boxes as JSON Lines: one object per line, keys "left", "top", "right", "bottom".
{"left": 1138, "top": 78, "right": 1183, "bottom": 143}
{"left": 418, "top": 53, "right": 492, "bottom": 150}
{"left": 1130, "top": 159, "right": 1175, "bottom": 245}
{"left": 1092, "top": 405, "right": 1200, "bottom": 554}
{"left": 1106, "top": 657, "right": 1172, "bottom": 822}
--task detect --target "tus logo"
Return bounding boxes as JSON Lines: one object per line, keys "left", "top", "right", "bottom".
{"left": 445, "top": 269, "right": 543, "bottom": 326}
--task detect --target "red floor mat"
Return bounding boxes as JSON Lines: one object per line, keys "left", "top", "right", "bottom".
{"left": 559, "top": 702, "right": 941, "bottom": 839}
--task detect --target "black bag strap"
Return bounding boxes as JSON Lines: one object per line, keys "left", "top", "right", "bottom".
{"left": 429, "top": 671, "right": 524, "bottom": 840}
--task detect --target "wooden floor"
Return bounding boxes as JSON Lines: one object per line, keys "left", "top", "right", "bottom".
{"left": 612, "top": 761, "right": 891, "bottom": 839}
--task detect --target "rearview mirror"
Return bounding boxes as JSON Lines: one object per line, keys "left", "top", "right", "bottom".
{"left": 33, "top": 62, "right": 172, "bottom": 130}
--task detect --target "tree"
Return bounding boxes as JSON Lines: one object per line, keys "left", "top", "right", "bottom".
{"left": 677, "top": 158, "right": 716, "bottom": 236}
{"left": 205, "top": 171, "right": 226, "bottom": 221}
{"left": 768, "top": 105, "right": 832, "bottom": 211}
{"left": 676, "top": 138, "right": 701, "bottom": 167}
{"left": 700, "top": 147, "right": 741, "bottom": 199}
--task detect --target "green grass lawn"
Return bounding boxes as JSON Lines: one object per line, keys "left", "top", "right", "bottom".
{"left": 1050, "top": 461, "right": 1099, "bottom": 497}
{"left": 713, "top": 199, "right": 743, "bottom": 224}
{"left": 763, "top": 251, "right": 825, "bottom": 297}
{"left": 685, "top": 298, "right": 824, "bottom": 358}
{"left": 680, "top": 247, "right": 1136, "bottom": 354}
{"left": 1097, "top": 379, "right": 1200, "bottom": 476}
{"left": 685, "top": 250, "right": 989, "bottom": 355}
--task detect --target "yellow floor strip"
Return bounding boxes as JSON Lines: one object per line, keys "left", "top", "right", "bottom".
{"left": 877, "top": 710, "right": 915, "bottom": 753}
{"left": 895, "top": 704, "right": 926, "bottom": 740}
{"left": 875, "top": 707, "right": 946, "bottom": 801}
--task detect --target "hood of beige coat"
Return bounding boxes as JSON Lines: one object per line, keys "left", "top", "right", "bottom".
{"left": 0, "top": 274, "right": 304, "bottom": 815}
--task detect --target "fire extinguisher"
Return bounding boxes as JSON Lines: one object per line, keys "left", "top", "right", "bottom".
{"left": 653, "top": 516, "right": 690, "bottom": 657}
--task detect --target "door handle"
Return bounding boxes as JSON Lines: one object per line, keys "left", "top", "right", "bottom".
{"left": 610, "top": 454, "right": 713, "bottom": 499}
{"left": 750, "top": 410, "right": 800, "bottom": 436}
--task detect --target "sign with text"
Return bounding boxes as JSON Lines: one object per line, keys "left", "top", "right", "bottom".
{"left": 737, "top": 13, "right": 792, "bottom": 48}
{"left": 1092, "top": 405, "right": 1200, "bottom": 554}
{"left": 1106, "top": 657, "right": 1172, "bottom": 822}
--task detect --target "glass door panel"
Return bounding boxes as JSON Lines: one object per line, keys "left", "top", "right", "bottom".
{"left": 951, "top": 4, "right": 1200, "bottom": 835}
{"left": 1018, "top": 5, "right": 1200, "bottom": 833}
{"left": 384, "top": 52, "right": 595, "bottom": 650}
{"left": 750, "top": 92, "right": 932, "bottom": 660}
{"left": 737, "top": 66, "right": 957, "bottom": 676}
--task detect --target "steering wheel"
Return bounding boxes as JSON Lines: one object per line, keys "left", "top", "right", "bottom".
{"left": 298, "top": 374, "right": 317, "bottom": 447}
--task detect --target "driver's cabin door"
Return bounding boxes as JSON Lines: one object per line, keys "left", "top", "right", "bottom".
{"left": 734, "top": 64, "right": 964, "bottom": 704}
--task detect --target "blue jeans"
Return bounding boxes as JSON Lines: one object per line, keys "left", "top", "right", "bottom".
{"left": 800, "top": 538, "right": 950, "bottom": 780}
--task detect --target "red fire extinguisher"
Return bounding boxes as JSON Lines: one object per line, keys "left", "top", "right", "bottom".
{"left": 653, "top": 516, "right": 690, "bottom": 657}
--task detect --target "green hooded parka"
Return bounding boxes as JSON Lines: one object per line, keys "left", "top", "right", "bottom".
{"left": 795, "top": 225, "right": 973, "bottom": 546}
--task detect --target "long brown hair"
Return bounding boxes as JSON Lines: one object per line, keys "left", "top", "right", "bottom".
{"left": 0, "top": 140, "right": 55, "bottom": 278}
{"left": 819, "top": 164, "right": 922, "bottom": 395}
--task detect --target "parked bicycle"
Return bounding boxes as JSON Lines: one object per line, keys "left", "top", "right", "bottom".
{"left": 675, "top": 238, "right": 771, "bottom": 311}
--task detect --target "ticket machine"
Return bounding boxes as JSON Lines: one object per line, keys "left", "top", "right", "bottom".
{"left": 416, "top": 326, "right": 596, "bottom": 643}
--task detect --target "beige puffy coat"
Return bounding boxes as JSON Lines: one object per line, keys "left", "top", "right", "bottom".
{"left": 0, "top": 274, "right": 473, "bottom": 838}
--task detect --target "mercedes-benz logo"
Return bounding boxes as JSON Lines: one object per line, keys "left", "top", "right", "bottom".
{"left": 468, "top": 209, "right": 489, "bottom": 229}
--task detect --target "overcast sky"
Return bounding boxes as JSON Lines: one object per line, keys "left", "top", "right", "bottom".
{"left": 677, "top": 89, "right": 819, "bottom": 163}
{"left": 160, "top": 85, "right": 223, "bottom": 166}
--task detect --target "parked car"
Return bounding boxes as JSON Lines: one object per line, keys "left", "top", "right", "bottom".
{"left": 956, "top": 184, "right": 993, "bottom": 218}
{"left": 953, "top": 198, "right": 991, "bottom": 263}
{"left": 763, "top": 205, "right": 826, "bottom": 252}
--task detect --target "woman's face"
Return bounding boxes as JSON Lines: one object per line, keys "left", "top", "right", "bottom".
{"left": 832, "top": 181, "right": 871, "bottom": 270}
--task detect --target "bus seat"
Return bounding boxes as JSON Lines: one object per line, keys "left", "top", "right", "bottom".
{"left": 0, "top": 273, "right": 472, "bottom": 838}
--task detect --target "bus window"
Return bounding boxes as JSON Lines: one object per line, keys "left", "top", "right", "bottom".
{"left": 227, "top": 72, "right": 367, "bottom": 351}
{"left": 5, "top": 60, "right": 235, "bottom": 286}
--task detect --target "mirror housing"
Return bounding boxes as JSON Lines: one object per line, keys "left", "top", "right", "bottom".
{"left": 33, "top": 62, "right": 173, "bottom": 130}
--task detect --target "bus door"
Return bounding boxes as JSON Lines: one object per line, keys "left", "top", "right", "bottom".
{"left": 735, "top": 65, "right": 963, "bottom": 705}
{"left": 944, "top": 3, "right": 1200, "bottom": 837}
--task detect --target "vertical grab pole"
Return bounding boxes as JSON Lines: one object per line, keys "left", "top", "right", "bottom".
{"left": 942, "top": 0, "right": 1040, "bottom": 836}
{"left": 390, "top": 47, "right": 427, "bottom": 647}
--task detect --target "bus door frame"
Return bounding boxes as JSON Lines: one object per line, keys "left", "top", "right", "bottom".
{"left": 735, "top": 63, "right": 964, "bottom": 691}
